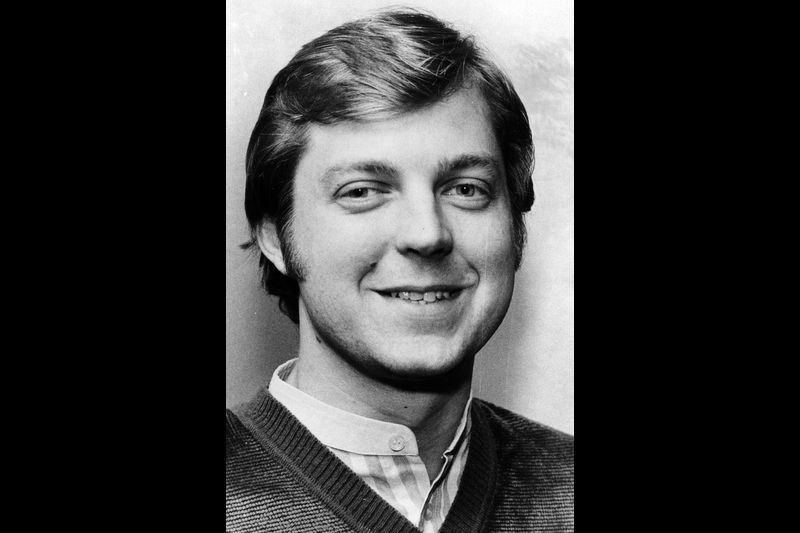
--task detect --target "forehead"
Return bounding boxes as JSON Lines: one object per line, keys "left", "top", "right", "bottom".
{"left": 294, "top": 89, "right": 503, "bottom": 184}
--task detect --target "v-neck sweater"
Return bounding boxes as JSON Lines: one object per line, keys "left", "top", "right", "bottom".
{"left": 226, "top": 388, "right": 574, "bottom": 532}
{"left": 268, "top": 359, "right": 472, "bottom": 531}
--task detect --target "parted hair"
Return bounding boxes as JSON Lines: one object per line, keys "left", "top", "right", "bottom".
{"left": 243, "top": 8, "right": 535, "bottom": 324}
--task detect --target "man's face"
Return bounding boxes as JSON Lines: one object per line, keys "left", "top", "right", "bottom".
{"left": 287, "top": 88, "right": 517, "bottom": 382}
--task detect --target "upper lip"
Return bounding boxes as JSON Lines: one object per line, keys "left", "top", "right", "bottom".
{"left": 374, "top": 284, "right": 469, "bottom": 293}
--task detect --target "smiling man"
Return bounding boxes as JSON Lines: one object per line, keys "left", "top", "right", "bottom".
{"left": 226, "top": 9, "right": 574, "bottom": 533}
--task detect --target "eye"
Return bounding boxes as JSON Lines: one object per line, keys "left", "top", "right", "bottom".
{"left": 334, "top": 182, "right": 391, "bottom": 212}
{"left": 342, "top": 187, "right": 377, "bottom": 199}
{"left": 441, "top": 180, "right": 493, "bottom": 208}
{"left": 453, "top": 184, "right": 478, "bottom": 197}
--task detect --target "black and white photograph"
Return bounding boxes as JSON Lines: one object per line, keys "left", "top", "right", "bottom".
{"left": 226, "top": 1, "right": 574, "bottom": 530}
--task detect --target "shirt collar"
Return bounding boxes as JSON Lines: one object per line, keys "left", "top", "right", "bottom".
{"left": 269, "top": 358, "right": 472, "bottom": 457}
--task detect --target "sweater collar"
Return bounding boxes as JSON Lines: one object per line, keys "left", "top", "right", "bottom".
{"left": 236, "top": 387, "right": 498, "bottom": 533}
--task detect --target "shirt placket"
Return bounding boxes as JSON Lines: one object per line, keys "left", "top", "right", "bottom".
{"left": 417, "top": 448, "right": 456, "bottom": 531}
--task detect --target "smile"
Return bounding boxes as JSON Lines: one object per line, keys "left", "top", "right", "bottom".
{"left": 377, "top": 289, "right": 463, "bottom": 304}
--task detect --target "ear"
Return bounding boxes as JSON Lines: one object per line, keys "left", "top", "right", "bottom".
{"left": 255, "top": 220, "right": 288, "bottom": 276}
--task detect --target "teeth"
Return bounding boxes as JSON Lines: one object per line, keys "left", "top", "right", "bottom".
{"left": 389, "top": 290, "right": 454, "bottom": 303}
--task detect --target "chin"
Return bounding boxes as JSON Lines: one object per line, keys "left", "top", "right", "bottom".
{"left": 361, "top": 346, "right": 476, "bottom": 388}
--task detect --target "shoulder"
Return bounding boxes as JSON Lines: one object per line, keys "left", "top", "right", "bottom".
{"left": 472, "top": 399, "right": 574, "bottom": 528}
{"left": 472, "top": 398, "right": 573, "bottom": 482}
{"left": 473, "top": 398, "right": 573, "bottom": 455}
{"left": 226, "top": 408, "right": 249, "bottom": 457}
{"left": 226, "top": 388, "right": 278, "bottom": 460}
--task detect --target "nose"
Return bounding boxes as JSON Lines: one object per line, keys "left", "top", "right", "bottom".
{"left": 394, "top": 192, "right": 453, "bottom": 258}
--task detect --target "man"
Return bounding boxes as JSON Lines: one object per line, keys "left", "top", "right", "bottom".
{"left": 227, "top": 8, "right": 573, "bottom": 532}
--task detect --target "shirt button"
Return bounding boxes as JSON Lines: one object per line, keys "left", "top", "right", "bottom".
{"left": 389, "top": 435, "right": 406, "bottom": 452}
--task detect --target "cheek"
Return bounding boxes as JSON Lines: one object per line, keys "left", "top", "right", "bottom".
{"left": 293, "top": 204, "right": 388, "bottom": 278}
{"left": 455, "top": 210, "right": 516, "bottom": 273}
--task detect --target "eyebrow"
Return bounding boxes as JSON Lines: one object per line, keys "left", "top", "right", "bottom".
{"left": 321, "top": 153, "right": 500, "bottom": 185}
{"left": 437, "top": 153, "right": 501, "bottom": 178}
{"left": 321, "top": 161, "right": 398, "bottom": 186}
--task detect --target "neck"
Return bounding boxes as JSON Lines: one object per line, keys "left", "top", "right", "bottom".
{"left": 288, "top": 331, "right": 473, "bottom": 481}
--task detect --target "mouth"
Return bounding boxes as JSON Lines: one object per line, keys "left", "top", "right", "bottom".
{"left": 376, "top": 288, "right": 464, "bottom": 304}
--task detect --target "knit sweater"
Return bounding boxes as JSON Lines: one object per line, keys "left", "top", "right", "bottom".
{"left": 226, "top": 388, "right": 574, "bottom": 532}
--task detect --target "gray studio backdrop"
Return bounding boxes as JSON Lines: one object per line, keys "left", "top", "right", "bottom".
{"left": 226, "top": 0, "right": 574, "bottom": 434}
